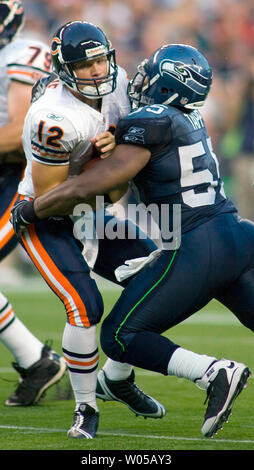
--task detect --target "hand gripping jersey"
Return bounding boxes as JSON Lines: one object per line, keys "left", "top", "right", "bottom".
{"left": 0, "top": 37, "right": 51, "bottom": 128}
{"left": 115, "top": 104, "right": 236, "bottom": 236}
{"left": 19, "top": 66, "right": 130, "bottom": 198}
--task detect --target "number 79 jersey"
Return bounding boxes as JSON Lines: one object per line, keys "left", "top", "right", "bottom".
{"left": 0, "top": 37, "right": 51, "bottom": 127}
{"left": 115, "top": 104, "right": 236, "bottom": 233}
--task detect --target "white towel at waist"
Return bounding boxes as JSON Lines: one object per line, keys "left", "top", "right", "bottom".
{"left": 114, "top": 248, "right": 162, "bottom": 282}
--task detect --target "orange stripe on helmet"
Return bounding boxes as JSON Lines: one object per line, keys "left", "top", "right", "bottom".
{"left": 51, "top": 37, "right": 61, "bottom": 56}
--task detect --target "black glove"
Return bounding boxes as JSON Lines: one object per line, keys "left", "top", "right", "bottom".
{"left": 10, "top": 199, "right": 39, "bottom": 236}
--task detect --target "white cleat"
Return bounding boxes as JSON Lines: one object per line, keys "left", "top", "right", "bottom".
{"left": 196, "top": 359, "right": 251, "bottom": 438}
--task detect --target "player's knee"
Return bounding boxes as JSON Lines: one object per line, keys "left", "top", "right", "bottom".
{"left": 66, "top": 290, "right": 104, "bottom": 327}
{"left": 100, "top": 317, "right": 125, "bottom": 362}
{"left": 87, "top": 292, "right": 104, "bottom": 324}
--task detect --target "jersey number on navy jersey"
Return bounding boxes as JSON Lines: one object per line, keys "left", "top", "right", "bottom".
{"left": 179, "top": 137, "right": 226, "bottom": 208}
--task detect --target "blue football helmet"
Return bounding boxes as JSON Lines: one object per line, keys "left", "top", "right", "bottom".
{"left": 51, "top": 21, "right": 118, "bottom": 99}
{"left": 0, "top": 0, "right": 24, "bottom": 49}
{"left": 128, "top": 44, "right": 213, "bottom": 109}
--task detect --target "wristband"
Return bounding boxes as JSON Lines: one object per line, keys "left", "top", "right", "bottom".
{"left": 21, "top": 199, "right": 41, "bottom": 223}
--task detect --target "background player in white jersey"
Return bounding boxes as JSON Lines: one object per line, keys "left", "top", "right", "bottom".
{"left": 0, "top": 0, "right": 66, "bottom": 406}
{"left": 16, "top": 20, "right": 165, "bottom": 438}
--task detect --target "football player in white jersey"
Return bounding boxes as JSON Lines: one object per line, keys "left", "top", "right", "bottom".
{"left": 0, "top": 0, "right": 66, "bottom": 406}
{"left": 16, "top": 20, "right": 165, "bottom": 438}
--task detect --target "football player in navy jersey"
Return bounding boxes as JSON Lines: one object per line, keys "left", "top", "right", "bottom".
{"left": 11, "top": 44, "right": 254, "bottom": 438}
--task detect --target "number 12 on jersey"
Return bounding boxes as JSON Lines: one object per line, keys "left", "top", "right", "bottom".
{"left": 37, "top": 120, "right": 64, "bottom": 149}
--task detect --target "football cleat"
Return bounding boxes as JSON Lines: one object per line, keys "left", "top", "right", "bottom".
{"left": 67, "top": 403, "right": 99, "bottom": 439}
{"left": 5, "top": 343, "right": 66, "bottom": 406}
{"left": 196, "top": 359, "right": 251, "bottom": 438}
{"left": 96, "top": 369, "right": 166, "bottom": 418}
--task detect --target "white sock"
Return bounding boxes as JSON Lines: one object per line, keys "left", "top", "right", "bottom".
{"left": 62, "top": 322, "right": 99, "bottom": 411}
{"left": 0, "top": 293, "right": 43, "bottom": 368}
{"left": 102, "top": 359, "right": 133, "bottom": 381}
{"left": 167, "top": 347, "right": 216, "bottom": 382}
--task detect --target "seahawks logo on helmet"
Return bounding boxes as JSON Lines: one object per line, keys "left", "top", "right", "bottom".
{"left": 159, "top": 59, "right": 208, "bottom": 95}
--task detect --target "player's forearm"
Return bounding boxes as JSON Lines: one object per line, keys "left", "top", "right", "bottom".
{"left": 33, "top": 144, "right": 151, "bottom": 219}
{"left": 0, "top": 122, "right": 24, "bottom": 154}
{"left": 34, "top": 172, "right": 118, "bottom": 217}
{"left": 34, "top": 178, "right": 83, "bottom": 217}
{"left": 34, "top": 165, "right": 128, "bottom": 218}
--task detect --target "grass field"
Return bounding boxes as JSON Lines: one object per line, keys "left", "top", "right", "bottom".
{"left": 0, "top": 283, "right": 253, "bottom": 455}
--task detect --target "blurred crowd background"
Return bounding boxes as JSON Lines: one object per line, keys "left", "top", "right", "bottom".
{"left": 2, "top": 0, "right": 254, "bottom": 281}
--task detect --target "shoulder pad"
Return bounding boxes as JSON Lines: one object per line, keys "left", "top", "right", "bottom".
{"left": 31, "top": 73, "right": 57, "bottom": 104}
{"left": 116, "top": 105, "right": 171, "bottom": 147}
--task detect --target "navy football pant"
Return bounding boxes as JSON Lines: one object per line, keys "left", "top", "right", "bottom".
{"left": 19, "top": 212, "right": 156, "bottom": 327}
{"left": 0, "top": 163, "right": 23, "bottom": 261}
{"left": 100, "top": 212, "right": 254, "bottom": 375}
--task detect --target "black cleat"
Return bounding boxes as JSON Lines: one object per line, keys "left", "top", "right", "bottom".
{"left": 67, "top": 403, "right": 99, "bottom": 439}
{"left": 196, "top": 359, "right": 251, "bottom": 438}
{"left": 5, "top": 344, "right": 66, "bottom": 406}
{"left": 96, "top": 369, "right": 166, "bottom": 418}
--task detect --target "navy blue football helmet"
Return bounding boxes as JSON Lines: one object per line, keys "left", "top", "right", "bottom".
{"left": 128, "top": 44, "right": 213, "bottom": 109}
{"left": 51, "top": 21, "right": 118, "bottom": 99}
{"left": 0, "top": 0, "right": 24, "bottom": 49}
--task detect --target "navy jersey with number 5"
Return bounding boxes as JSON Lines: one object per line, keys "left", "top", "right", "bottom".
{"left": 115, "top": 104, "right": 236, "bottom": 234}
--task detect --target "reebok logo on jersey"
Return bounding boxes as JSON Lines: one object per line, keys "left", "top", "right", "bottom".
{"left": 47, "top": 113, "right": 64, "bottom": 122}
{"left": 123, "top": 126, "right": 145, "bottom": 144}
